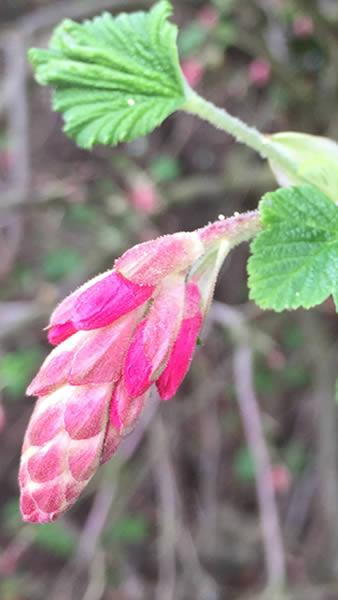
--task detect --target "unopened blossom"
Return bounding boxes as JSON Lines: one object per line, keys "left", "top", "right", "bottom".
{"left": 196, "top": 5, "right": 219, "bottom": 29}
{"left": 248, "top": 58, "right": 271, "bottom": 88}
{"left": 20, "top": 231, "right": 206, "bottom": 523}
{"left": 292, "top": 16, "right": 314, "bottom": 38}
{"left": 182, "top": 58, "right": 205, "bottom": 88}
{"left": 19, "top": 213, "right": 259, "bottom": 523}
{"left": 127, "top": 176, "right": 159, "bottom": 214}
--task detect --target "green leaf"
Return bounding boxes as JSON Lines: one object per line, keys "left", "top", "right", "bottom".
{"left": 248, "top": 185, "right": 338, "bottom": 311}
{"left": 28, "top": 1, "right": 186, "bottom": 149}
{"left": 268, "top": 132, "right": 338, "bottom": 201}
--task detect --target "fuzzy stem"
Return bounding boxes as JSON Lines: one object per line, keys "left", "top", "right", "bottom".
{"left": 182, "top": 88, "right": 296, "bottom": 174}
{"left": 198, "top": 209, "right": 261, "bottom": 249}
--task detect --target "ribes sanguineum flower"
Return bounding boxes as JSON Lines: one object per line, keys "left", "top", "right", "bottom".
{"left": 19, "top": 213, "right": 259, "bottom": 523}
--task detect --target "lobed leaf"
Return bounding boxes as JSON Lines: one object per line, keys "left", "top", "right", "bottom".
{"left": 248, "top": 185, "right": 338, "bottom": 311}
{"left": 29, "top": 1, "right": 186, "bottom": 149}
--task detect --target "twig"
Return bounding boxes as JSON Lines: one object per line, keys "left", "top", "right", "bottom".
{"left": 81, "top": 550, "right": 106, "bottom": 600}
{"left": 211, "top": 301, "right": 286, "bottom": 590}
{"left": 233, "top": 343, "right": 286, "bottom": 591}
{"left": 196, "top": 358, "right": 222, "bottom": 557}
{"left": 300, "top": 312, "right": 338, "bottom": 577}
{"left": 176, "top": 526, "right": 220, "bottom": 600}
{"left": 152, "top": 415, "right": 178, "bottom": 600}
{"left": 4, "top": 32, "right": 30, "bottom": 196}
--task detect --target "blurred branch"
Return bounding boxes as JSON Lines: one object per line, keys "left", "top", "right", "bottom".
{"left": 0, "top": 302, "right": 47, "bottom": 341}
{"left": 15, "top": 0, "right": 151, "bottom": 36}
{"left": 3, "top": 33, "right": 30, "bottom": 198}
{"left": 233, "top": 343, "right": 286, "bottom": 591}
{"left": 212, "top": 302, "right": 286, "bottom": 591}
{"left": 196, "top": 363, "right": 222, "bottom": 557}
{"left": 300, "top": 312, "right": 338, "bottom": 577}
{"left": 151, "top": 416, "right": 178, "bottom": 600}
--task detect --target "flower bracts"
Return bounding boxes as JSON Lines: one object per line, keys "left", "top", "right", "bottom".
{"left": 20, "top": 231, "right": 209, "bottom": 523}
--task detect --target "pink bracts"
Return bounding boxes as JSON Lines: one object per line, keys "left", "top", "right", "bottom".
{"left": 19, "top": 231, "right": 208, "bottom": 523}
{"left": 19, "top": 213, "right": 257, "bottom": 524}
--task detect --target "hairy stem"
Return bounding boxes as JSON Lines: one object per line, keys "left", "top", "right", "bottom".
{"left": 183, "top": 88, "right": 296, "bottom": 174}
{"left": 198, "top": 209, "right": 261, "bottom": 248}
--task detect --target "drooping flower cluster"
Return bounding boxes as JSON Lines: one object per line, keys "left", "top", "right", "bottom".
{"left": 19, "top": 231, "right": 209, "bottom": 523}
{"left": 19, "top": 213, "right": 259, "bottom": 524}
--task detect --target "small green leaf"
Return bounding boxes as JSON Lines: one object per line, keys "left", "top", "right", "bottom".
{"left": 248, "top": 185, "right": 338, "bottom": 311}
{"left": 268, "top": 131, "right": 338, "bottom": 201}
{"left": 29, "top": 1, "right": 186, "bottom": 149}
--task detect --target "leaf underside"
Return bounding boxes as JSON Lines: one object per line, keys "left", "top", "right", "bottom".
{"left": 29, "top": 1, "right": 186, "bottom": 149}
{"left": 248, "top": 185, "right": 338, "bottom": 312}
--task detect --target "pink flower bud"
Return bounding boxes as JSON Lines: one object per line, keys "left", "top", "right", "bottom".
{"left": 48, "top": 271, "right": 154, "bottom": 345}
{"left": 124, "top": 274, "right": 186, "bottom": 398}
{"left": 157, "top": 282, "right": 202, "bottom": 400}
{"left": 181, "top": 58, "right": 205, "bottom": 88}
{"left": 197, "top": 6, "right": 219, "bottom": 29}
{"left": 20, "top": 383, "right": 113, "bottom": 523}
{"left": 292, "top": 16, "right": 314, "bottom": 38}
{"left": 248, "top": 58, "right": 271, "bottom": 88}
{"left": 270, "top": 464, "right": 292, "bottom": 495}
{"left": 115, "top": 232, "right": 204, "bottom": 285}
{"left": 20, "top": 221, "right": 235, "bottom": 523}
{"left": 127, "top": 177, "right": 159, "bottom": 214}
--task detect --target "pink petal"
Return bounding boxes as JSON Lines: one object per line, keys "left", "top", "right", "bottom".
{"left": 64, "top": 385, "right": 112, "bottom": 440}
{"left": 72, "top": 271, "right": 154, "bottom": 330}
{"left": 49, "top": 271, "right": 115, "bottom": 329}
{"left": 116, "top": 232, "right": 203, "bottom": 286}
{"left": 48, "top": 322, "right": 77, "bottom": 345}
{"left": 27, "top": 440, "right": 64, "bottom": 483}
{"left": 110, "top": 379, "right": 146, "bottom": 434}
{"left": 100, "top": 421, "right": 121, "bottom": 465}
{"left": 47, "top": 270, "right": 153, "bottom": 344}
{"left": 68, "top": 439, "right": 101, "bottom": 481}
{"left": 26, "top": 350, "right": 72, "bottom": 397}
{"left": 69, "top": 311, "right": 140, "bottom": 386}
{"left": 156, "top": 283, "right": 203, "bottom": 400}
{"left": 124, "top": 274, "right": 186, "bottom": 398}
{"left": 20, "top": 491, "right": 56, "bottom": 524}
{"left": 31, "top": 481, "right": 64, "bottom": 515}
{"left": 19, "top": 382, "right": 112, "bottom": 523}
{"left": 123, "top": 321, "right": 152, "bottom": 398}
{"left": 27, "top": 404, "right": 63, "bottom": 446}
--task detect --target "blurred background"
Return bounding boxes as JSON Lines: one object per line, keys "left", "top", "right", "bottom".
{"left": 1, "top": 0, "right": 338, "bottom": 599}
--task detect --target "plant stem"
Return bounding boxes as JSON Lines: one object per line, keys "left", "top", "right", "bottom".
{"left": 198, "top": 209, "right": 261, "bottom": 248}
{"left": 182, "top": 88, "right": 296, "bottom": 174}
